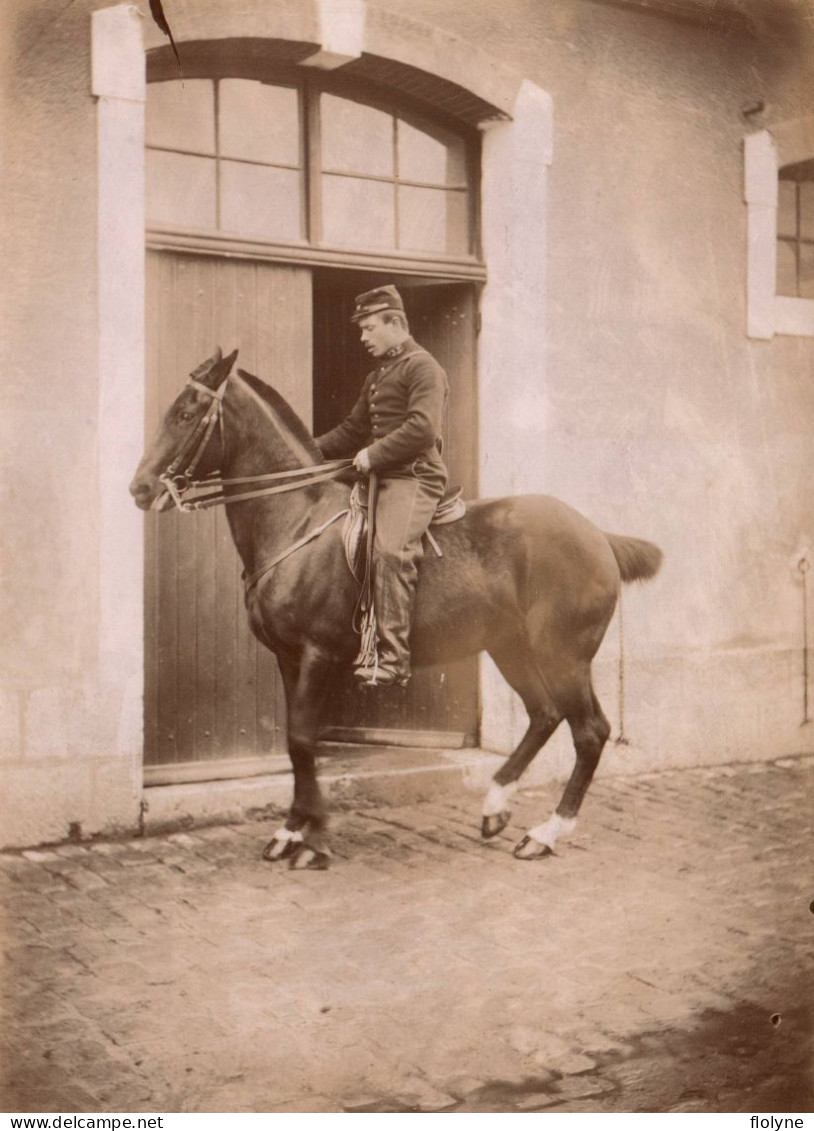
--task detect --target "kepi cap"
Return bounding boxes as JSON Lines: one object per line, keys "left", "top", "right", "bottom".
{"left": 350, "top": 285, "right": 405, "bottom": 322}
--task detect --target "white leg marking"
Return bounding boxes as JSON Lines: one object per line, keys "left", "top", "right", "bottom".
{"left": 482, "top": 781, "right": 518, "bottom": 817}
{"left": 272, "top": 826, "right": 304, "bottom": 844}
{"left": 527, "top": 812, "right": 577, "bottom": 850}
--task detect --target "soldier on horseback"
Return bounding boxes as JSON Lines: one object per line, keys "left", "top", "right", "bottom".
{"left": 131, "top": 342, "right": 663, "bottom": 868}
{"left": 315, "top": 286, "right": 449, "bottom": 688}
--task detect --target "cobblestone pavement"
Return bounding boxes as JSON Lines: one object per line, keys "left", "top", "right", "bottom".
{"left": 2, "top": 756, "right": 813, "bottom": 1114}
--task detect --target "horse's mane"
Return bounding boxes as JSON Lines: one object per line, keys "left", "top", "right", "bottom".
{"left": 236, "top": 368, "right": 323, "bottom": 463}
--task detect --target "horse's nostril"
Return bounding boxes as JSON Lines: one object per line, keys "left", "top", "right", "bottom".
{"left": 129, "top": 479, "right": 153, "bottom": 505}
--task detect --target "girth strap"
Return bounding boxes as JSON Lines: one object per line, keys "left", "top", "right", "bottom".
{"left": 243, "top": 508, "right": 350, "bottom": 595}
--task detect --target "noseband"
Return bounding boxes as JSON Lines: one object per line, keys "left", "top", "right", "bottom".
{"left": 157, "top": 372, "right": 352, "bottom": 513}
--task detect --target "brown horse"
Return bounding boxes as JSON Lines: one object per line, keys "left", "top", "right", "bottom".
{"left": 130, "top": 349, "right": 663, "bottom": 870}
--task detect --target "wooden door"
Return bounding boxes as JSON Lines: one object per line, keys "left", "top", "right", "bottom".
{"left": 313, "top": 274, "right": 479, "bottom": 748}
{"left": 144, "top": 251, "right": 312, "bottom": 784}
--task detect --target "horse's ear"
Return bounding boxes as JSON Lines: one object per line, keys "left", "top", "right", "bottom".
{"left": 190, "top": 347, "right": 222, "bottom": 381}
{"left": 189, "top": 347, "right": 238, "bottom": 388}
{"left": 211, "top": 348, "right": 238, "bottom": 383}
{"left": 219, "top": 346, "right": 238, "bottom": 377}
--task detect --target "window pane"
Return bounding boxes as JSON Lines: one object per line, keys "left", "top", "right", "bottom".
{"left": 219, "top": 81, "right": 300, "bottom": 166}
{"left": 777, "top": 180, "right": 797, "bottom": 240}
{"left": 321, "top": 175, "right": 395, "bottom": 249}
{"left": 399, "top": 186, "right": 469, "bottom": 254}
{"left": 800, "top": 243, "right": 814, "bottom": 299}
{"left": 146, "top": 80, "right": 215, "bottom": 154}
{"left": 146, "top": 150, "right": 216, "bottom": 229}
{"left": 800, "top": 181, "right": 814, "bottom": 241}
{"left": 321, "top": 95, "right": 394, "bottom": 177}
{"left": 397, "top": 119, "right": 467, "bottom": 186}
{"left": 220, "top": 161, "right": 302, "bottom": 242}
{"left": 776, "top": 239, "right": 798, "bottom": 297}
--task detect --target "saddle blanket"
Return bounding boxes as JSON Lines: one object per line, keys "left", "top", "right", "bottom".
{"left": 343, "top": 482, "right": 466, "bottom": 580}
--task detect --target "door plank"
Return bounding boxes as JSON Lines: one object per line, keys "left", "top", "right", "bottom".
{"left": 145, "top": 253, "right": 312, "bottom": 774}
{"left": 211, "top": 256, "right": 240, "bottom": 761}
{"left": 152, "top": 254, "right": 182, "bottom": 764}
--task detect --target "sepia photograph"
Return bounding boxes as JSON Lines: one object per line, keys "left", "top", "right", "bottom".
{"left": 1, "top": 0, "right": 813, "bottom": 1117}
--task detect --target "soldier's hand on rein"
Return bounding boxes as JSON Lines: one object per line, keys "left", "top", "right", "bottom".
{"left": 353, "top": 449, "right": 372, "bottom": 475}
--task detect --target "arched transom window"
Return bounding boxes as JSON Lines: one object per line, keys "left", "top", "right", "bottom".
{"left": 146, "top": 78, "right": 478, "bottom": 263}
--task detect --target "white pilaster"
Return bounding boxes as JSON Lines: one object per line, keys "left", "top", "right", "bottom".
{"left": 744, "top": 130, "right": 777, "bottom": 341}
{"left": 93, "top": 5, "right": 146, "bottom": 760}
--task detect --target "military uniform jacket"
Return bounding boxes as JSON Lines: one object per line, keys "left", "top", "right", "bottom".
{"left": 315, "top": 337, "right": 449, "bottom": 479}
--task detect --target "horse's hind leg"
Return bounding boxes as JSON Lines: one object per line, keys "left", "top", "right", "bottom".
{"left": 514, "top": 682, "right": 610, "bottom": 860}
{"left": 481, "top": 642, "right": 563, "bottom": 839}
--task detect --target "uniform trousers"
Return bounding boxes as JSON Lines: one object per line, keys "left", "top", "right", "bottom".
{"left": 368, "top": 464, "right": 446, "bottom": 679}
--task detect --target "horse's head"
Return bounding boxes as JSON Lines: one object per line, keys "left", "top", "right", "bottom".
{"left": 129, "top": 347, "right": 239, "bottom": 510}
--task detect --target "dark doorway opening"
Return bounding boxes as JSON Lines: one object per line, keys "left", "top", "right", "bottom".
{"left": 313, "top": 269, "right": 480, "bottom": 748}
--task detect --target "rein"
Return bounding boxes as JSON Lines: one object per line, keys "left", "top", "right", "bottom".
{"left": 156, "top": 374, "right": 353, "bottom": 513}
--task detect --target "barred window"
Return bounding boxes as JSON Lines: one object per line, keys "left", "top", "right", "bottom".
{"left": 777, "top": 159, "right": 814, "bottom": 299}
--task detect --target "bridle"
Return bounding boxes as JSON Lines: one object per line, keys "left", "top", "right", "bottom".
{"left": 156, "top": 373, "right": 353, "bottom": 513}
{"left": 156, "top": 376, "right": 228, "bottom": 510}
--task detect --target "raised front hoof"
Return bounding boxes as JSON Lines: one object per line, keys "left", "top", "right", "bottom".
{"left": 481, "top": 811, "right": 511, "bottom": 839}
{"left": 513, "top": 835, "right": 554, "bottom": 861}
{"left": 289, "top": 844, "right": 331, "bottom": 871}
{"left": 262, "top": 836, "right": 299, "bottom": 862}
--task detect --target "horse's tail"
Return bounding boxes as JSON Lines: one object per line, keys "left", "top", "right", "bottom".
{"left": 605, "top": 533, "right": 664, "bottom": 584}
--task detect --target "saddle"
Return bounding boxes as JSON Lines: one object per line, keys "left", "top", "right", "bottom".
{"left": 241, "top": 477, "right": 465, "bottom": 600}
{"left": 342, "top": 481, "right": 466, "bottom": 581}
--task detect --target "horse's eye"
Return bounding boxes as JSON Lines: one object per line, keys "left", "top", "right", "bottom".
{"left": 178, "top": 410, "right": 194, "bottom": 423}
